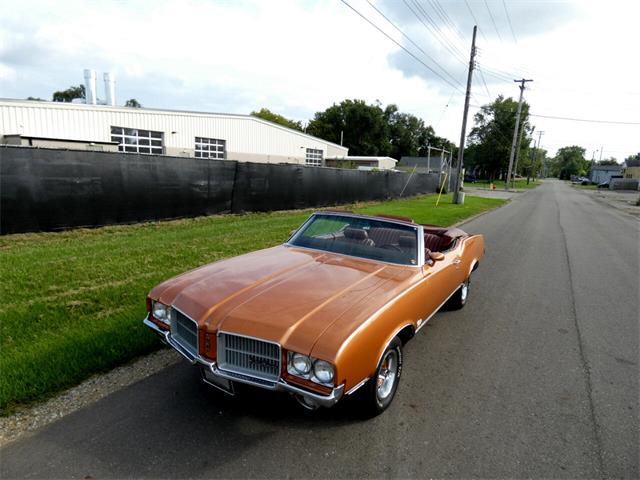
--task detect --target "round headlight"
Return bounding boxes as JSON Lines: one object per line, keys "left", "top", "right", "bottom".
{"left": 292, "top": 353, "right": 312, "bottom": 374}
{"left": 313, "top": 360, "right": 334, "bottom": 384}
{"left": 152, "top": 302, "right": 169, "bottom": 324}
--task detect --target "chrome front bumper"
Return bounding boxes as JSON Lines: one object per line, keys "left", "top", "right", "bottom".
{"left": 143, "top": 316, "right": 344, "bottom": 408}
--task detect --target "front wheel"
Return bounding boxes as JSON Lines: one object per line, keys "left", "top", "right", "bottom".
{"left": 361, "top": 337, "right": 403, "bottom": 417}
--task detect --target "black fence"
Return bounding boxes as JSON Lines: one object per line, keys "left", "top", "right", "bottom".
{"left": 0, "top": 146, "right": 440, "bottom": 234}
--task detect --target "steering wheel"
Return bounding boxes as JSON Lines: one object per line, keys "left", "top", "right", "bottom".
{"left": 379, "top": 244, "right": 403, "bottom": 252}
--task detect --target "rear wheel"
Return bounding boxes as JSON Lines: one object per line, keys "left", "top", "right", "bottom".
{"left": 361, "top": 337, "right": 403, "bottom": 417}
{"left": 446, "top": 277, "right": 470, "bottom": 310}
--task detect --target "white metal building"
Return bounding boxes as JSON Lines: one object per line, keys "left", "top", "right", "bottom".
{"left": 0, "top": 99, "right": 348, "bottom": 165}
{"left": 325, "top": 155, "right": 398, "bottom": 171}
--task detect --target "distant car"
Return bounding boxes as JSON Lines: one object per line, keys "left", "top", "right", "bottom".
{"left": 144, "top": 211, "right": 485, "bottom": 416}
{"left": 597, "top": 182, "right": 609, "bottom": 189}
{"left": 463, "top": 174, "right": 476, "bottom": 183}
{"left": 581, "top": 179, "right": 591, "bottom": 185}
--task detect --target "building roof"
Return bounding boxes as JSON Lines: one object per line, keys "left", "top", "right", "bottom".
{"left": 326, "top": 156, "right": 397, "bottom": 162}
{"left": 0, "top": 98, "right": 345, "bottom": 150}
{"left": 591, "top": 164, "right": 622, "bottom": 171}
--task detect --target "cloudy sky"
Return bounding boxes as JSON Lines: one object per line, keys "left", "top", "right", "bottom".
{"left": 1, "top": 0, "right": 638, "bottom": 160}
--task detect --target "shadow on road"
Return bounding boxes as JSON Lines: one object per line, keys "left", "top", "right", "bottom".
{"left": 1, "top": 360, "right": 372, "bottom": 477}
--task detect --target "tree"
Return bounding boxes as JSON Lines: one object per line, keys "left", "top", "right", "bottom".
{"left": 551, "top": 146, "right": 588, "bottom": 179}
{"left": 466, "top": 95, "right": 532, "bottom": 180}
{"left": 596, "top": 158, "right": 618, "bottom": 166}
{"left": 518, "top": 146, "right": 547, "bottom": 181}
{"left": 307, "top": 99, "right": 391, "bottom": 156}
{"left": 624, "top": 152, "right": 640, "bottom": 165}
{"left": 305, "top": 99, "right": 453, "bottom": 159}
{"left": 383, "top": 104, "right": 454, "bottom": 160}
{"left": 52, "top": 85, "right": 85, "bottom": 102}
{"left": 125, "top": 98, "right": 142, "bottom": 108}
{"left": 251, "top": 108, "right": 302, "bottom": 131}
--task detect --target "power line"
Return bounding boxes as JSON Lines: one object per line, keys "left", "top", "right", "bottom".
{"left": 528, "top": 113, "right": 640, "bottom": 125}
{"left": 464, "top": 0, "right": 488, "bottom": 43}
{"left": 428, "top": 0, "right": 470, "bottom": 50}
{"left": 477, "top": 64, "right": 513, "bottom": 83}
{"left": 478, "top": 67, "right": 493, "bottom": 99}
{"left": 403, "top": 0, "right": 468, "bottom": 65}
{"left": 483, "top": 0, "right": 503, "bottom": 42}
{"left": 469, "top": 102, "right": 640, "bottom": 126}
{"left": 340, "top": 0, "right": 464, "bottom": 92}
{"left": 365, "top": 0, "right": 465, "bottom": 89}
{"left": 502, "top": 0, "right": 517, "bottom": 44}
{"left": 413, "top": 0, "right": 468, "bottom": 60}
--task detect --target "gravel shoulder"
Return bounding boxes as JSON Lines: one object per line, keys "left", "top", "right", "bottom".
{"left": 572, "top": 185, "right": 640, "bottom": 217}
{"left": 0, "top": 348, "right": 179, "bottom": 447}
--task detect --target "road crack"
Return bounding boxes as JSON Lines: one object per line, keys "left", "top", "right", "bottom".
{"left": 554, "top": 191, "right": 606, "bottom": 479}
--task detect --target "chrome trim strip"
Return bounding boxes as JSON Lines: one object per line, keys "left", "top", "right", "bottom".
{"left": 345, "top": 377, "right": 369, "bottom": 396}
{"left": 417, "top": 224, "right": 425, "bottom": 267}
{"left": 415, "top": 283, "right": 464, "bottom": 333}
{"left": 315, "top": 210, "right": 418, "bottom": 227}
{"left": 143, "top": 316, "right": 344, "bottom": 408}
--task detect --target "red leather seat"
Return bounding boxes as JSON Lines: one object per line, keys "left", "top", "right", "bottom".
{"left": 342, "top": 227, "right": 374, "bottom": 246}
{"left": 369, "top": 227, "right": 402, "bottom": 247}
{"left": 423, "top": 233, "right": 442, "bottom": 252}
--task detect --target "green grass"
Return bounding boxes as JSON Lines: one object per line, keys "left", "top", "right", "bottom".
{"left": 0, "top": 193, "right": 505, "bottom": 414}
{"left": 473, "top": 179, "right": 541, "bottom": 190}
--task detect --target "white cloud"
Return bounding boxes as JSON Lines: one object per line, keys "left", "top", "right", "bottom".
{"left": 0, "top": 0, "right": 638, "bottom": 159}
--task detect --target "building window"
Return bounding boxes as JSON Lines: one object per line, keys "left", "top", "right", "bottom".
{"left": 110, "top": 126, "right": 164, "bottom": 155}
{"left": 195, "top": 137, "right": 226, "bottom": 159}
{"left": 306, "top": 148, "right": 323, "bottom": 166}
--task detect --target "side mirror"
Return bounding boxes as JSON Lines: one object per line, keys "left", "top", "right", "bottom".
{"left": 430, "top": 251, "right": 445, "bottom": 262}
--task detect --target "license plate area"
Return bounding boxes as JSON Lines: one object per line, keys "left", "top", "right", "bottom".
{"left": 201, "top": 367, "right": 234, "bottom": 395}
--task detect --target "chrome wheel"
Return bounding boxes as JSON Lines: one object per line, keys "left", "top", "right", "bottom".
{"left": 460, "top": 281, "right": 468, "bottom": 304}
{"left": 361, "top": 337, "right": 403, "bottom": 417}
{"left": 376, "top": 350, "right": 399, "bottom": 401}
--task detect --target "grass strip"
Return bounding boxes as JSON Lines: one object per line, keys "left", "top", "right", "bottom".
{"left": 473, "top": 179, "right": 541, "bottom": 190}
{"left": 0, "top": 193, "right": 505, "bottom": 414}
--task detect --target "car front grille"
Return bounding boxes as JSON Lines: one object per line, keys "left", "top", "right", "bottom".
{"left": 171, "top": 309, "right": 198, "bottom": 357}
{"left": 217, "top": 333, "right": 280, "bottom": 382}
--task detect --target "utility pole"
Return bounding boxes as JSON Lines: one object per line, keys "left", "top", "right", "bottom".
{"left": 452, "top": 25, "right": 477, "bottom": 204}
{"left": 505, "top": 78, "right": 533, "bottom": 190}
{"left": 512, "top": 122, "right": 527, "bottom": 188}
{"left": 599, "top": 146, "right": 603, "bottom": 161}
{"left": 533, "top": 130, "right": 544, "bottom": 181}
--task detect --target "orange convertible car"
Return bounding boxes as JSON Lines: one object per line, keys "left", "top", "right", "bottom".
{"left": 144, "top": 212, "right": 484, "bottom": 415}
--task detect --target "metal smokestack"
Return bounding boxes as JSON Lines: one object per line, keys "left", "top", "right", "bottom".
{"left": 83, "top": 69, "right": 97, "bottom": 105}
{"left": 103, "top": 72, "right": 116, "bottom": 106}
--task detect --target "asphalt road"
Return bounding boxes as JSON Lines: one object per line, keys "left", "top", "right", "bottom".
{"left": 1, "top": 180, "right": 638, "bottom": 479}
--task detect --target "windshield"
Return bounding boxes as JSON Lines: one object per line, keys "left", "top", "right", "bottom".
{"left": 289, "top": 214, "right": 419, "bottom": 266}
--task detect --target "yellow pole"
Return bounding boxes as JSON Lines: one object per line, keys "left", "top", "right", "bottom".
{"left": 436, "top": 173, "right": 448, "bottom": 207}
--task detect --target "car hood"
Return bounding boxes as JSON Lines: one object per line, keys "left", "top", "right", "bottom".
{"left": 151, "top": 245, "right": 418, "bottom": 355}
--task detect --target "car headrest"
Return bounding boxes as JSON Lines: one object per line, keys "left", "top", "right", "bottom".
{"left": 398, "top": 235, "right": 417, "bottom": 248}
{"left": 344, "top": 227, "right": 369, "bottom": 240}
